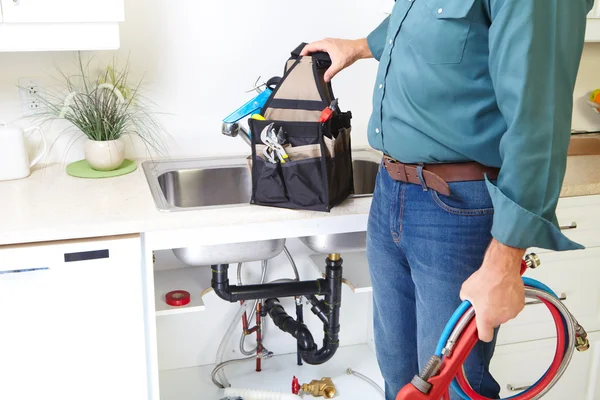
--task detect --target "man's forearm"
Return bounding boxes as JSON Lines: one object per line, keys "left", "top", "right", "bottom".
{"left": 483, "top": 239, "right": 525, "bottom": 274}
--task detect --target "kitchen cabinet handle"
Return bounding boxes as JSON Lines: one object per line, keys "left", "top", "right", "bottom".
{"left": 13, "top": 0, "right": 19, "bottom": 4}
{"left": 64, "top": 249, "right": 109, "bottom": 263}
{"left": 507, "top": 384, "right": 531, "bottom": 392}
{"left": 0, "top": 267, "right": 49, "bottom": 275}
{"left": 559, "top": 221, "right": 578, "bottom": 230}
{"left": 525, "top": 293, "right": 567, "bottom": 306}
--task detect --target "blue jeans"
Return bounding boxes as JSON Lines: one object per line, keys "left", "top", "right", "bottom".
{"left": 367, "top": 162, "right": 501, "bottom": 400}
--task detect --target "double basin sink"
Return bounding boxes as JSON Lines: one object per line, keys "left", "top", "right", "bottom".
{"left": 142, "top": 150, "right": 381, "bottom": 266}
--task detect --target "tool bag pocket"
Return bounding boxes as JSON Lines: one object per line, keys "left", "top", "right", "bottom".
{"left": 248, "top": 118, "right": 353, "bottom": 212}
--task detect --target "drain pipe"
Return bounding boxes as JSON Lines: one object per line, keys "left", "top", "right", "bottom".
{"left": 212, "top": 264, "right": 326, "bottom": 302}
{"left": 211, "top": 254, "right": 343, "bottom": 366}
{"left": 263, "top": 254, "right": 343, "bottom": 365}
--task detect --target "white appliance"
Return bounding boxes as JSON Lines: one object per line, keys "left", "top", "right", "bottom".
{"left": 0, "top": 120, "right": 47, "bottom": 181}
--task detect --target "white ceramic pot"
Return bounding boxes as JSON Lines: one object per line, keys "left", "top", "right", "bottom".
{"left": 84, "top": 138, "right": 125, "bottom": 171}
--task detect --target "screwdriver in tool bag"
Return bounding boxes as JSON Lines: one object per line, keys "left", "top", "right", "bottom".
{"left": 318, "top": 99, "right": 339, "bottom": 123}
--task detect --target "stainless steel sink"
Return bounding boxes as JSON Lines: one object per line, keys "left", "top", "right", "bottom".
{"left": 142, "top": 149, "right": 381, "bottom": 212}
{"left": 172, "top": 239, "right": 286, "bottom": 266}
{"left": 298, "top": 231, "right": 368, "bottom": 255}
{"left": 142, "top": 150, "right": 381, "bottom": 264}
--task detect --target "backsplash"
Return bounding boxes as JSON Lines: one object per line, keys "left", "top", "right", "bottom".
{"left": 0, "top": 0, "right": 598, "bottom": 164}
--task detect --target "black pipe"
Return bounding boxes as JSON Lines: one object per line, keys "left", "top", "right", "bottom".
{"left": 262, "top": 257, "right": 343, "bottom": 366}
{"left": 264, "top": 298, "right": 316, "bottom": 353}
{"left": 302, "top": 256, "right": 342, "bottom": 365}
{"left": 296, "top": 298, "right": 304, "bottom": 366}
{"left": 211, "top": 264, "right": 327, "bottom": 302}
{"left": 306, "top": 295, "right": 329, "bottom": 325}
{"left": 211, "top": 258, "right": 343, "bottom": 365}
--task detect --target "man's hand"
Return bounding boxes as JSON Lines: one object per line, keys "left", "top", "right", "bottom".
{"left": 460, "top": 239, "right": 526, "bottom": 342}
{"left": 300, "top": 38, "right": 373, "bottom": 82}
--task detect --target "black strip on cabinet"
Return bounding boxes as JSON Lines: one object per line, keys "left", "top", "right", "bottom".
{"left": 64, "top": 249, "right": 109, "bottom": 263}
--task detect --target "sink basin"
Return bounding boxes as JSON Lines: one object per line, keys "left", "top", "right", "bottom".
{"left": 142, "top": 149, "right": 381, "bottom": 212}
{"left": 172, "top": 239, "right": 286, "bottom": 266}
{"left": 298, "top": 231, "right": 368, "bottom": 255}
{"left": 142, "top": 150, "right": 381, "bottom": 265}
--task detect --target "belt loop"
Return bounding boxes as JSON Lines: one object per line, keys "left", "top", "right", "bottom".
{"left": 416, "top": 164, "right": 428, "bottom": 192}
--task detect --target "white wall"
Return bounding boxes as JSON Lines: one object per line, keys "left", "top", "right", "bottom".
{"left": 0, "top": 1, "right": 599, "bottom": 164}
{"left": 0, "top": 0, "right": 387, "bottom": 164}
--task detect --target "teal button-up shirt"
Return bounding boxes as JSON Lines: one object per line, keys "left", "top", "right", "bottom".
{"left": 367, "top": 0, "right": 594, "bottom": 251}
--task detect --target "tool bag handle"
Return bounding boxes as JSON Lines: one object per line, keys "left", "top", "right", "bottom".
{"left": 290, "top": 42, "right": 332, "bottom": 67}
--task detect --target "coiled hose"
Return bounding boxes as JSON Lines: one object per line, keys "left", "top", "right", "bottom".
{"left": 437, "top": 276, "right": 586, "bottom": 400}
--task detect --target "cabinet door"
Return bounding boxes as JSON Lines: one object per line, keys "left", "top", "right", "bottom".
{"left": 497, "top": 247, "right": 600, "bottom": 346}
{"left": 0, "top": 235, "right": 148, "bottom": 400}
{"left": 0, "top": 0, "right": 124, "bottom": 23}
{"left": 490, "top": 332, "right": 600, "bottom": 400}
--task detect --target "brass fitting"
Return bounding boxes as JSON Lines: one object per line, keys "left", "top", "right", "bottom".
{"left": 524, "top": 253, "right": 541, "bottom": 269}
{"left": 575, "top": 324, "right": 590, "bottom": 352}
{"left": 328, "top": 253, "right": 341, "bottom": 262}
{"left": 301, "top": 377, "right": 337, "bottom": 398}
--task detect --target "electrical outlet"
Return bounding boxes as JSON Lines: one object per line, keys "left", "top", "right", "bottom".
{"left": 18, "top": 78, "right": 45, "bottom": 115}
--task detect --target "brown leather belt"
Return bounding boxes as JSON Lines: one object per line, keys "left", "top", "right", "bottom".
{"left": 383, "top": 156, "right": 500, "bottom": 196}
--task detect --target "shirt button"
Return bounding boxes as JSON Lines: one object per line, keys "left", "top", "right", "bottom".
{"left": 379, "top": 84, "right": 383, "bottom": 89}
{"left": 375, "top": 128, "right": 380, "bottom": 134}
{"left": 437, "top": 8, "right": 443, "bottom": 14}
{"left": 389, "top": 40, "right": 393, "bottom": 45}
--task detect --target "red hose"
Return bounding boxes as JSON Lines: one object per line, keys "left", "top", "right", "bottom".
{"left": 455, "top": 297, "right": 566, "bottom": 399}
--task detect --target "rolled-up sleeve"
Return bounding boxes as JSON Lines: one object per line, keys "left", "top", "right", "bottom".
{"left": 486, "top": 0, "right": 593, "bottom": 251}
{"left": 367, "top": 16, "right": 390, "bottom": 61}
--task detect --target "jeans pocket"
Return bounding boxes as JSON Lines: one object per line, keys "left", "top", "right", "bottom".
{"left": 407, "top": 0, "right": 476, "bottom": 65}
{"left": 430, "top": 180, "right": 494, "bottom": 216}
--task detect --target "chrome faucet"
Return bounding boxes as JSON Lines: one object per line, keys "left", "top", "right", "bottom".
{"left": 221, "top": 122, "right": 251, "bottom": 146}
{"left": 221, "top": 80, "right": 273, "bottom": 147}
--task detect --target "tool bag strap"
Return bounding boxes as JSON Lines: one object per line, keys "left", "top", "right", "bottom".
{"left": 260, "top": 43, "right": 337, "bottom": 123}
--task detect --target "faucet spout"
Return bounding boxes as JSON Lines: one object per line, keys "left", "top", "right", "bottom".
{"left": 222, "top": 122, "right": 251, "bottom": 146}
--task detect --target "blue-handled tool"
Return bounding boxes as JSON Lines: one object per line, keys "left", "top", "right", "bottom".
{"left": 222, "top": 88, "right": 272, "bottom": 125}
{"left": 221, "top": 88, "right": 272, "bottom": 146}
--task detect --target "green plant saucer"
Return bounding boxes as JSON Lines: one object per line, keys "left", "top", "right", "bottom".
{"left": 66, "top": 159, "right": 137, "bottom": 179}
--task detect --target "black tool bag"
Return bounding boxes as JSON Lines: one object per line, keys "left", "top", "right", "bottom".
{"left": 248, "top": 43, "right": 354, "bottom": 212}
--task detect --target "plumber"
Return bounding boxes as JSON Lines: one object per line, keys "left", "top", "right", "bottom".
{"left": 302, "top": 1, "right": 594, "bottom": 399}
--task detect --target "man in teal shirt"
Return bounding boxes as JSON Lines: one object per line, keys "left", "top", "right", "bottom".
{"left": 303, "top": 0, "right": 594, "bottom": 398}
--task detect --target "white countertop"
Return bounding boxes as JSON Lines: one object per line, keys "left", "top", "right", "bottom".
{"left": 1, "top": 152, "right": 599, "bottom": 247}
{"left": 0, "top": 156, "right": 373, "bottom": 247}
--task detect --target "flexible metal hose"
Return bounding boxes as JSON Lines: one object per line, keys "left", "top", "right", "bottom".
{"left": 447, "top": 285, "right": 577, "bottom": 400}
{"left": 346, "top": 368, "right": 385, "bottom": 398}
{"left": 211, "top": 351, "right": 273, "bottom": 389}
{"left": 237, "top": 246, "right": 300, "bottom": 356}
{"left": 239, "top": 260, "right": 268, "bottom": 356}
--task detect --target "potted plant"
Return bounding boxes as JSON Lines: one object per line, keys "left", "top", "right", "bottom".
{"left": 32, "top": 53, "right": 168, "bottom": 171}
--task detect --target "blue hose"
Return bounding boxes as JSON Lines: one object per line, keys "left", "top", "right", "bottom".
{"left": 441, "top": 278, "right": 564, "bottom": 399}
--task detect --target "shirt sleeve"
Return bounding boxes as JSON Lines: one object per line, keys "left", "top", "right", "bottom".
{"left": 367, "top": 16, "right": 390, "bottom": 61}
{"left": 485, "top": 0, "right": 593, "bottom": 251}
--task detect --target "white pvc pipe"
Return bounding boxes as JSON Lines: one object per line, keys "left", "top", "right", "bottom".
{"left": 224, "top": 388, "right": 302, "bottom": 400}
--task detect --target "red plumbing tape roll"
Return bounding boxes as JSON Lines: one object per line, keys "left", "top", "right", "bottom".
{"left": 165, "top": 290, "right": 191, "bottom": 307}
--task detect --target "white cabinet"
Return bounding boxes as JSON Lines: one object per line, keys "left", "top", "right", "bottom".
{"left": 0, "top": 0, "right": 124, "bottom": 52}
{"left": 496, "top": 247, "right": 600, "bottom": 346}
{"left": 0, "top": 235, "right": 148, "bottom": 400}
{"left": 0, "top": 0, "right": 124, "bottom": 23}
{"left": 587, "top": 0, "right": 600, "bottom": 41}
{"left": 491, "top": 332, "right": 600, "bottom": 400}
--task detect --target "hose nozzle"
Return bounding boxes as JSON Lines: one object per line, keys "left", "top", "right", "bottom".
{"left": 525, "top": 253, "right": 541, "bottom": 269}
{"left": 575, "top": 324, "right": 590, "bottom": 352}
